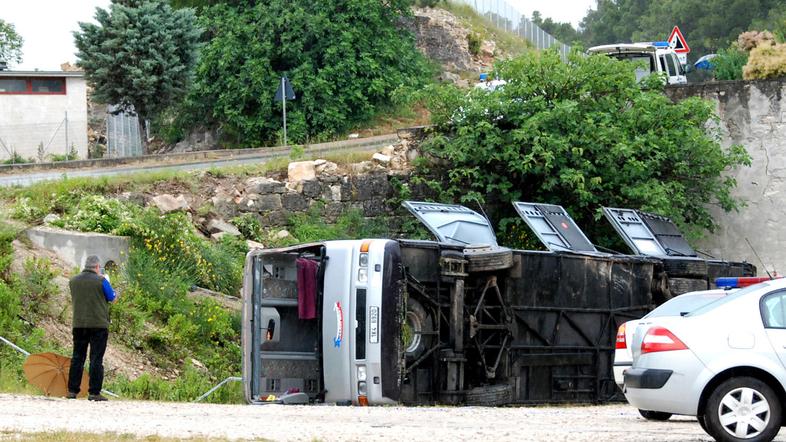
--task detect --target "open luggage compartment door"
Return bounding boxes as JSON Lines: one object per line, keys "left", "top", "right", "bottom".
{"left": 602, "top": 207, "right": 697, "bottom": 257}
{"left": 402, "top": 201, "right": 498, "bottom": 246}
{"left": 512, "top": 202, "right": 597, "bottom": 252}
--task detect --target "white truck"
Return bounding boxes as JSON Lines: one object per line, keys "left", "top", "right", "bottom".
{"left": 588, "top": 42, "right": 687, "bottom": 85}
{"left": 241, "top": 201, "right": 752, "bottom": 406}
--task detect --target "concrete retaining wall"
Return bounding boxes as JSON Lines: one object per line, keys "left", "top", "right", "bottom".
{"left": 666, "top": 80, "right": 786, "bottom": 274}
{"left": 26, "top": 226, "right": 129, "bottom": 270}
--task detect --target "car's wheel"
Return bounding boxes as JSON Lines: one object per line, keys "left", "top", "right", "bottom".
{"left": 668, "top": 277, "right": 709, "bottom": 296}
{"left": 463, "top": 245, "right": 513, "bottom": 272}
{"left": 638, "top": 409, "right": 673, "bottom": 421}
{"left": 704, "top": 376, "right": 782, "bottom": 442}
{"left": 698, "top": 414, "right": 710, "bottom": 435}
{"left": 465, "top": 384, "right": 513, "bottom": 406}
{"left": 403, "top": 297, "right": 433, "bottom": 362}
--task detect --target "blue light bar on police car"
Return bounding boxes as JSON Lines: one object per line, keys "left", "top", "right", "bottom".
{"left": 715, "top": 276, "right": 778, "bottom": 289}
{"left": 652, "top": 41, "right": 670, "bottom": 48}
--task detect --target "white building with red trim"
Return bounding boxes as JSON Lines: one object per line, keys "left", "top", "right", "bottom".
{"left": 0, "top": 70, "right": 88, "bottom": 162}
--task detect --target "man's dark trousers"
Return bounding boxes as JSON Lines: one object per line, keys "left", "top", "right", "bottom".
{"left": 68, "top": 328, "right": 108, "bottom": 395}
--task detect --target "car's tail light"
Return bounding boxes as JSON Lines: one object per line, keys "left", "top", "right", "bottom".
{"left": 641, "top": 326, "right": 688, "bottom": 354}
{"left": 615, "top": 323, "right": 627, "bottom": 349}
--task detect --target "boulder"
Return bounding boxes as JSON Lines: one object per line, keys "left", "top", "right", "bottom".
{"left": 288, "top": 161, "right": 316, "bottom": 182}
{"left": 315, "top": 160, "right": 339, "bottom": 176}
{"left": 43, "top": 214, "right": 61, "bottom": 225}
{"left": 302, "top": 180, "right": 323, "bottom": 199}
{"left": 246, "top": 177, "right": 285, "bottom": 194}
{"left": 274, "top": 230, "right": 292, "bottom": 240}
{"left": 207, "top": 218, "right": 241, "bottom": 236}
{"left": 372, "top": 153, "right": 392, "bottom": 165}
{"left": 247, "top": 240, "right": 265, "bottom": 250}
{"left": 151, "top": 194, "right": 190, "bottom": 214}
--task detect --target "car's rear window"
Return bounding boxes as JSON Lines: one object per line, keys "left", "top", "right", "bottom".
{"left": 686, "top": 283, "right": 770, "bottom": 316}
{"left": 645, "top": 292, "right": 727, "bottom": 318}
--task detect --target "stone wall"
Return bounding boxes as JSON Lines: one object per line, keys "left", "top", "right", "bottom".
{"left": 666, "top": 79, "right": 786, "bottom": 274}
{"left": 193, "top": 139, "right": 425, "bottom": 241}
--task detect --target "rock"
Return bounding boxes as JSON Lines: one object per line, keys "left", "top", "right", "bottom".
{"left": 407, "top": 148, "right": 420, "bottom": 162}
{"left": 404, "top": 8, "right": 473, "bottom": 71}
{"left": 246, "top": 177, "right": 285, "bottom": 194}
{"left": 151, "top": 194, "right": 190, "bottom": 214}
{"left": 440, "top": 71, "right": 461, "bottom": 83}
{"left": 211, "top": 232, "right": 231, "bottom": 241}
{"left": 381, "top": 145, "right": 396, "bottom": 156}
{"left": 372, "top": 153, "right": 391, "bottom": 165}
{"left": 287, "top": 161, "right": 316, "bottom": 182}
{"left": 256, "top": 194, "right": 283, "bottom": 211}
{"left": 456, "top": 79, "right": 470, "bottom": 89}
{"left": 313, "top": 159, "right": 327, "bottom": 167}
{"left": 190, "top": 358, "right": 207, "bottom": 371}
{"left": 481, "top": 40, "right": 496, "bottom": 57}
{"left": 302, "top": 180, "right": 323, "bottom": 199}
{"left": 43, "top": 214, "right": 60, "bottom": 225}
{"left": 274, "top": 230, "right": 292, "bottom": 240}
{"left": 329, "top": 185, "right": 342, "bottom": 202}
{"left": 354, "top": 174, "right": 390, "bottom": 201}
{"left": 348, "top": 133, "right": 360, "bottom": 139}
{"left": 247, "top": 240, "right": 265, "bottom": 250}
{"left": 315, "top": 160, "right": 339, "bottom": 175}
{"left": 282, "top": 192, "right": 309, "bottom": 211}
{"left": 207, "top": 218, "right": 241, "bottom": 236}
{"left": 350, "top": 161, "right": 374, "bottom": 174}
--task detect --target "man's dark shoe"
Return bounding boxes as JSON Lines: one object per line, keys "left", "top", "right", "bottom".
{"left": 88, "top": 394, "right": 108, "bottom": 402}
{"left": 66, "top": 392, "right": 77, "bottom": 399}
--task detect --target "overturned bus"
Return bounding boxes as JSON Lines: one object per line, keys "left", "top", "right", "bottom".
{"left": 241, "top": 201, "right": 754, "bottom": 406}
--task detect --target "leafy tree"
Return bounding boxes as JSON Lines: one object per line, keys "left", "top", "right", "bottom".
{"left": 0, "top": 18, "right": 23, "bottom": 66}
{"left": 411, "top": 50, "right": 750, "bottom": 245}
{"left": 185, "top": 0, "right": 432, "bottom": 146}
{"left": 530, "top": 10, "right": 581, "bottom": 45}
{"left": 579, "top": 0, "right": 783, "bottom": 58}
{"left": 74, "top": 0, "right": 200, "bottom": 130}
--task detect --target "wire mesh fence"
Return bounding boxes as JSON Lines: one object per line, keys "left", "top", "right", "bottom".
{"left": 452, "top": 0, "right": 571, "bottom": 58}
{"left": 0, "top": 115, "right": 87, "bottom": 164}
{"left": 106, "top": 105, "right": 143, "bottom": 159}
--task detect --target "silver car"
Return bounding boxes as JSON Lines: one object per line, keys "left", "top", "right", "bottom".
{"left": 624, "top": 278, "right": 786, "bottom": 441}
{"left": 614, "top": 289, "right": 732, "bottom": 420}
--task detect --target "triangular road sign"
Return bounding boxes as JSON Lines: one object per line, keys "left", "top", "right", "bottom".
{"left": 668, "top": 26, "right": 690, "bottom": 54}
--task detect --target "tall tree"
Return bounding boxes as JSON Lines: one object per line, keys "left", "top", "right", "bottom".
{"left": 187, "top": 0, "right": 431, "bottom": 146}
{"left": 413, "top": 50, "right": 750, "bottom": 244}
{"left": 0, "top": 19, "right": 23, "bottom": 66}
{"left": 531, "top": 10, "right": 581, "bottom": 45}
{"left": 74, "top": 0, "right": 200, "bottom": 129}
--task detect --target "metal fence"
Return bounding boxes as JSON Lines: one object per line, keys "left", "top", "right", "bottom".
{"left": 106, "top": 105, "right": 143, "bottom": 159}
{"left": 452, "top": 0, "right": 571, "bottom": 58}
{"left": 0, "top": 113, "right": 86, "bottom": 164}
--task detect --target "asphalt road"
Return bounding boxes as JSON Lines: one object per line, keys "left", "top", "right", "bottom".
{"left": 0, "top": 134, "right": 396, "bottom": 187}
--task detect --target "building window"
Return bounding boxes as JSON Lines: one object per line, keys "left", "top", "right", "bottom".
{"left": 32, "top": 79, "right": 65, "bottom": 93}
{"left": 0, "top": 77, "right": 67, "bottom": 95}
{"left": 0, "top": 79, "right": 28, "bottom": 93}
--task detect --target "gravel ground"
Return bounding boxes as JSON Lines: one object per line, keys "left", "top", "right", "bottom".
{"left": 4, "top": 394, "right": 772, "bottom": 441}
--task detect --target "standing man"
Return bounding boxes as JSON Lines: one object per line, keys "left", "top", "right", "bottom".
{"left": 67, "top": 255, "right": 116, "bottom": 401}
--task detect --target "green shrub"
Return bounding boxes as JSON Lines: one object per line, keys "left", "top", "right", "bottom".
{"left": 49, "top": 145, "right": 79, "bottom": 162}
{"left": 19, "top": 257, "right": 59, "bottom": 316}
{"left": 468, "top": 33, "right": 482, "bottom": 56}
{"left": 2, "top": 152, "right": 33, "bottom": 165}
{"left": 713, "top": 47, "right": 748, "bottom": 80}
{"left": 107, "top": 364, "right": 244, "bottom": 403}
{"left": 744, "top": 42, "right": 786, "bottom": 80}
{"left": 59, "top": 195, "right": 138, "bottom": 233}
{"left": 231, "top": 213, "right": 263, "bottom": 242}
